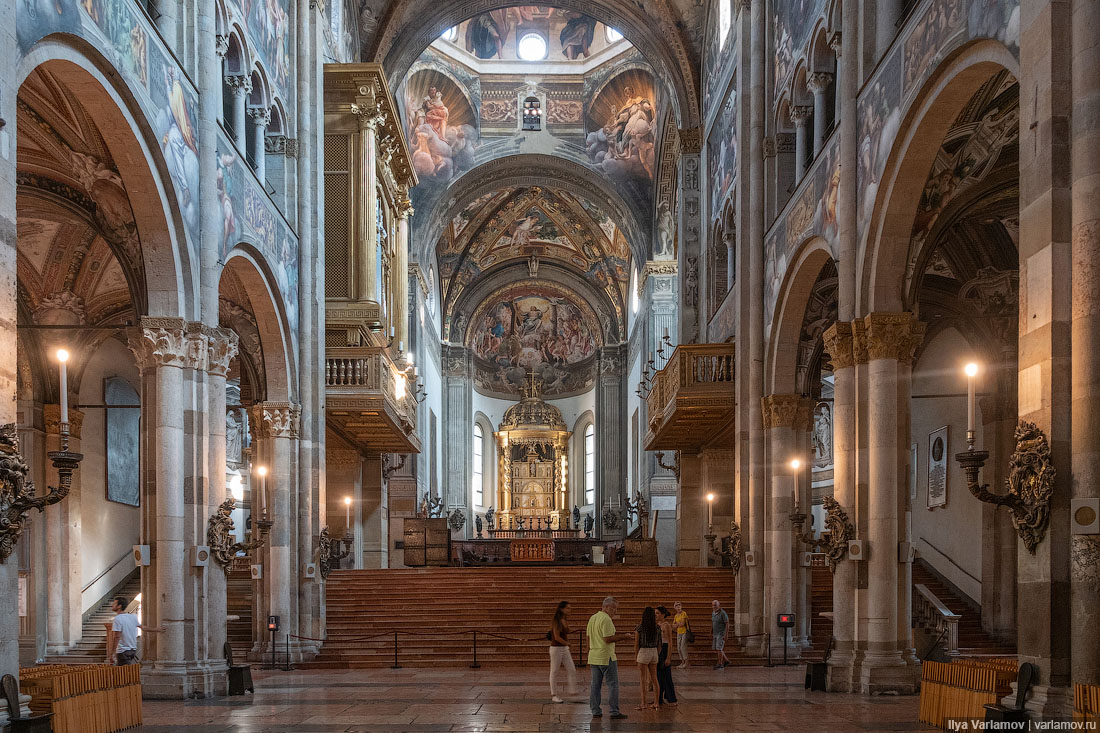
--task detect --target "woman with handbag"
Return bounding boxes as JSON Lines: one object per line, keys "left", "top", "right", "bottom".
{"left": 673, "top": 602, "right": 692, "bottom": 668}
{"left": 548, "top": 601, "right": 579, "bottom": 703}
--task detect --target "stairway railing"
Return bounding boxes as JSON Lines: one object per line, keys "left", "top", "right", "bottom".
{"left": 914, "top": 582, "right": 961, "bottom": 658}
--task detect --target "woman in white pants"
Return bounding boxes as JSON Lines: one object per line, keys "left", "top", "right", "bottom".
{"left": 549, "top": 601, "right": 579, "bottom": 703}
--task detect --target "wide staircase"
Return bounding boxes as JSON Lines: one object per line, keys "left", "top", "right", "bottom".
{"left": 304, "top": 567, "right": 735, "bottom": 669}
{"left": 912, "top": 560, "right": 1016, "bottom": 657}
{"left": 44, "top": 574, "right": 142, "bottom": 664}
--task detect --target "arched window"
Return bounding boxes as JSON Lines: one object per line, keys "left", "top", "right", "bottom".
{"left": 473, "top": 424, "right": 484, "bottom": 506}
{"left": 584, "top": 424, "right": 596, "bottom": 505}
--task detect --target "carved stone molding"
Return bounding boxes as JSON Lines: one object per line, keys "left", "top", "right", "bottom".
{"left": 327, "top": 449, "right": 361, "bottom": 467}
{"left": 205, "top": 327, "right": 239, "bottom": 379}
{"left": 793, "top": 397, "right": 815, "bottom": 434}
{"left": 761, "top": 394, "right": 803, "bottom": 430}
{"left": 763, "top": 137, "right": 777, "bottom": 159}
{"left": 252, "top": 402, "right": 301, "bottom": 439}
{"left": 44, "top": 405, "right": 84, "bottom": 440}
{"left": 678, "top": 127, "right": 702, "bottom": 155}
{"left": 822, "top": 321, "right": 854, "bottom": 370}
{"left": 852, "top": 319, "right": 868, "bottom": 365}
{"left": 1071, "top": 537, "right": 1100, "bottom": 583}
{"left": 215, "top": 34, "right": 229, "bottom": 58}
{"left": 863, "top": 312, "right": 925, "bottom": 364}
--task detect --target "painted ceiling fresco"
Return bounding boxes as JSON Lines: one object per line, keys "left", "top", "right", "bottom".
{"left": 585, "top": 68, "right": 659, "bottom": 186}
{"left": 466, "top": 281, "right": 601, "bottom": 397}
{"left": 404, "top": 67, "right": 480, "bottom": 183}
{"left": 436, "top": 6, "right": 629, "bottom": 62}
{"left": 438, "top": 186, "right": 630, "bottom": 333}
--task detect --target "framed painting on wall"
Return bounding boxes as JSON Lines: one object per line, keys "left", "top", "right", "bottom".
{"left": 927, "top": 426, "right": 948, "bottom": 509}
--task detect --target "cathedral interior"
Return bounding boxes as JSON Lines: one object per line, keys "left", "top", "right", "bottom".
{"left": 1, "top": 0, "right": 1099, "bottom": 728}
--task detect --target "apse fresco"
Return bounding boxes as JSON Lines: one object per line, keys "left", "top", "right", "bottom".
{"left": 585, "top": 70, "right": 658, "bottom": 183}
{"left": 404, "top": 68, "right": 480, "bottom": 184}
{"left": 441, "top": 6, "right": 625, "bottom": 62}
{"left": 468, "top": 283, "right": 600, "bottom": 397}
{"left": 707, "top": 81, "right": 738, "bottom": 220}
{"left": 18, "top": 0, "right": 201, "bottom": 245}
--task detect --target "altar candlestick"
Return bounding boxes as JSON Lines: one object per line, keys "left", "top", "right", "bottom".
{"left": 344, "top": 496, "right": 352, "bottom": 528}
{"left": 965, "top": 362, "right": 979, "bottom": 444}
{"left": 256, "top": 465, "right": 268, "bottom": 515}
{"left": 56, "top": 349, "right": 70, "bottom": 426}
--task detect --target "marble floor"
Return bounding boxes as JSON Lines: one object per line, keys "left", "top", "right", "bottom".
{"left": 138, "top": 664, "right": 930, "bottom": 732}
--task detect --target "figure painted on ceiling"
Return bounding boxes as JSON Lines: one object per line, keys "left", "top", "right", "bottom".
{"left": 424, "top": 87, "right": 449, "bottom": 140}
{"left": 559, "top": 11, "right": 596, "bottom": 60}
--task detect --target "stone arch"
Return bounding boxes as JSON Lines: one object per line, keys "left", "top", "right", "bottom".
{"left": 221, "top": 247, "right": 296, "bottom": 403}
{"left": 858, "top": 40, "right": 1019, "bottom": 314}
{"left": 766, "top": 237, "right": 836, "bottom": 396}
{"left": 370, "top": 0, "right": 698, "bottom": 128}
{"left": 16, "top": 42, "right": 196, "bottom": 321}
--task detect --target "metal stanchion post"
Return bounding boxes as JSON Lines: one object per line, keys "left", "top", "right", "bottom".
{"left": 470, "top": 630, "right": 480, "bottom": 669}
{"left": 285, "top": 634, "right": 291, "bottom": 671}
{"left": 391, "top": 631, "right": 401, "bottom": 669}
{"left": 766, "top": 633, "right": 772, "bottom": 667}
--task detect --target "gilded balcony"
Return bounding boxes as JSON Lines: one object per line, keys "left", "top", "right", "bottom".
{"left": 325, "top": 346, "right": 420, "bottom": 453}
{"left": 644, "top": 343, "right": 735, "bottom": 451}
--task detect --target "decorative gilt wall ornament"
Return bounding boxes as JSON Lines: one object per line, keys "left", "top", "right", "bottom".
{"left": 206, "top": 497, "right": 268, "bottom": 574}
{"left": 1, "top": 423, "right": 82, "bottom": 563}
{"left": 956, "top": 421, "right": 1055, "bottom": 554}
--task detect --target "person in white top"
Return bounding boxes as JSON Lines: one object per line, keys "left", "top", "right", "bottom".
{"left": 107, "top": 596, "right": 163, "bottom": 665}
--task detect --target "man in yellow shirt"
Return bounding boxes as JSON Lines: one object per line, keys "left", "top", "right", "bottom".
{"left": 586, "top": 596, "right": 633, "bottom": 719}
{"left": 673, "top": 601, "right": 690, "bottom": 668}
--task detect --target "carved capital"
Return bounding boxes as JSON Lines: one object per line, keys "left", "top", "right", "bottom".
{"left": 863, "top": 312, "right": 924, "bottom": 364}
{"left": 828, "top": 31, "right": 842, "bottom": 56}
{"left": 761, "top": 394, "right": 803, "bottom": 430}
{"left": 215, "top": 34, "right": 229, "bottom": 58}
{"left": 264, "top": 135, "right": 287, "bottom": 155}
{"left": 252, "top": 402, "right": 301, "bottom": 439}
{"left": 44, "top": 405, "right": 84, "bottom": 440}
{"left": 678, "top": 127, "right": 702, "bottom": 155}
{"left": 763, "top": 136, "right": 777, "bottom": 159}
{"left": 128, "top": 317, "right": 189, "bottom": 370}
{"left": 248, "top": 106, "right": 271, "bottom": 128}
{"left": 790, "top": 105, "right": 813, "bottom": 125}
{"left": 822, "top": 321, "right": 854, "bottom": 370}
{"left": 205, "top": 327, "right": 239, "bottom": 378}
{"left": 351, "top": 101, "right": 387, "bottom": 131}
{"left": 852, "top": 319, "right": 868, "bottom": 365}
{"left": 806, "top": 72, "right": 834, "bottom": 94}
{"left": 225, "top": 75, "right": 252, "bottom": 97}
{"left": 793, "top": 397, "right": 816, "bottom": 434}
{"left": 396, "top": 195, "right": 414, "bottom": 220}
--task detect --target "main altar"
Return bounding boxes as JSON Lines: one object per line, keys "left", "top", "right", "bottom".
{"left": 494, "top": 375, "right": 571, "bottom": 527}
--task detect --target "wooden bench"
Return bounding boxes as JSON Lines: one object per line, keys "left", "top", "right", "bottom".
{"left": 1, "top": 674, "right": 52, "bottom": 733}
{"left": 225, "top": 641, "right": 254, "bottom": 695}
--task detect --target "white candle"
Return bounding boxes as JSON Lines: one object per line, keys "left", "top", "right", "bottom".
{"left": 965, "top": 363, "right": 978, "bottom": 435}
{"left": 57, "top": 349, "right": 69, "bottom": 425}
{"left": 706, "top": 492, "right": 715, "bottom": 526}
{"left": 398, "top": 341, "right": 404, "bottom": 353}
{"left": 790, "top": 458, "right": 802, "bottom": 510}
{"left": 663, "top": 326, "right": 669, "bottom": 339}
{"left": 256, "top": 466, "right": 267, "bottom": 514}
{"left": 344, "top": 496, "right": 351, "bottom": 527}
{"left": 390, "top": 325, "right": 395, "bottom": 338}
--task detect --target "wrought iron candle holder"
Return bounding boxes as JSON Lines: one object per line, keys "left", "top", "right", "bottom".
{"left": 207, "top": 497, "right": 271, "bottom": 573}
{"left": 788, "top": 496, "right": 853, "bottom": 572}
{"left": 319, "top": 526, "right": 354, "bottom": 578}
{"left": 1, "top": 422, "right": 83, "bottom": 563}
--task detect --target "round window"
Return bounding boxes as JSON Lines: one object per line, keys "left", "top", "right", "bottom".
{"left": 606, "top": 27, "right": 623, "bottom": 43}
{"left": 441, "top": 26, "right": 457, "bottom": 42}
{"left": 517, "top": 32, "right": 548, "bottom": 61}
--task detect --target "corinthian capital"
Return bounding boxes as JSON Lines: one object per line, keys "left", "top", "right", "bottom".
{"left": 128, "top": 317, "right": 189, "bottom": 370}
{"left": 351, "top": 101, "right": 387, "bottom": 131}
{"left": 822, "top": 321, "right": 854, "bottom": 370}
{"left": 761, "top": 394, "right": 803, "bottom": 430}
{"left": 806, "top": 72, "right": 834, "bottom": 94}
{"left": 863, "top": 312, "right": 925, "bottom": 364}
{"left": 225, "top": 75, "right": 252, "bottom": 97}
{"left": 206, "top": 327, "right": 240, "bottom": 378}
{"left": 790, "top": 105, "right": 813, "bottom": 126}
{"left": 252, "top": 402, "right": 301, "bottom": 439}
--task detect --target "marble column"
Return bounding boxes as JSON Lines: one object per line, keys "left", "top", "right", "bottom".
{"left": 362, "top": 455, "right": 387, "bottom": 567}
{"left": 723, "top": 230, "right": 736, "bottom": 293}
{"left": 44, "top": 405, "right": 83, "bottom": 654}
{"left": 676, "top": 453, "right": 704, "bottom": 566}
{"left": 127, "top": 318, "right": 192, "bottom": 696}
{"left": 792, "top": 399, "right": 814, "bottom": 648}
{"left": 352, "top": 98, "right": 385, "bottom": 303}
{"left": 1071, "top": 0, "right": 1100, "bottom": 687}
{"left": 395, "top": 192, "right": 413, "bottom": 355}
{"left": 1016, "top": 0, "right": 1073, "bottom": 714}
{"left": 823, "top": 322, "right": 857, "bottom": 690}
{"left": 596, "top": 347, "right": 627, "bottom": 523}
{"left": 762, "top": 394, "right": 801, "bottom": 657}
{"left": 859, "top": 312, "right": 921, "bottom": 694}
{"left": 806, "top": 73, "right": 832, "bottom": 156}
{"left": 790, "top": 106, "right": 812, "bottom": 182}
{"left": 352, "top": 456, "right": 364, "bottom": 569}
{"left": 225, "top": 75, "right": 251, "bottom": 150}
{"left": 248, "top": 107, "right": 270, "bottom": 183}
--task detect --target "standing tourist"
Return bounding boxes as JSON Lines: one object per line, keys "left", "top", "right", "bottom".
{"left": 586, "top": 596, "right": 633, "bottom": 720}
{"left": 655, "top": 606, "right": 678, "bottom": 707}
{"left": 673, "top": 601, "right": 690, "bottom": 668}
{"left": 106, "top": 596, "right": 163, "bottom": 665}
{"left": 548, "top": 601, "right": 579, "bottom": 703}
{"left": 711, "top": 600, "right": 731, "bottom": 669}
{"left": 634, "top": 607, "right": 661, "bottom": 710}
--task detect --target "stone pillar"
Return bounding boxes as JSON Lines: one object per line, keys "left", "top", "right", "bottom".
{"left": 362, "top": 455, "right": 387, "bottom": 567}
{"left": 395, "top": 192, "right": 413, "bottom": 353}
{"left": 596, "top": 347, "right": 626, "bottom": 519}
{"left": 248, "top": 107, "right": 270, "bottom": 183}
{"left": 127, "top": 319, "right": 192, "bottom": 696}
{"left": 762, "top": 394, "right": 801, "bottom": 657}
{"left": 676, "top": 453, "right": 704, "bottom": 566}
{"left": 823, "top": 322, "right": 856, "bottom": 690}
{"left": 1071, "top": 0, "right": 1100, "bottom": 688}
{"left": 204, "top": 329, "right": 238, "bottom": 671}
{"left": 790, "top": 106, "right": 812, "bottom": 182}
{"left": 43, "top": 406, "right": 83, "bottom": 654}
{"left": 1016, "top": 0, "right": 1073, "bottom": 714}
{"left": 859, "top": 313, "right": 921, "bottom": 694}
{"left": 723, "top": 230, "right": 736, "bottom": 292}
{"left": 352, "top": 99, "right": 385, "bottom": 303}
{"left": 251, "top": 402, "right": 301, "bottom": 656}
{"left": 792, "top": 399, "right": 814, "bottom": 647}
{"left": 352, "top": 455, "right": 365, "bottom": 568}
{"left": 677, "top": 129, "right": 702, "bottom": 343}
{"left": 225, "top": 75, "right": 251, "bottom": 150}
{"left": 442, "top": 345, "right": 472, "bottom": 513}
{"left": 806, "top": 73, "right": 832, "bottom": 156}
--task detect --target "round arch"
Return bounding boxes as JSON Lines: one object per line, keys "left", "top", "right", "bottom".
{"left": 767, "top": 236, "right": 836, "bottom": 396}
{"left": 370, "top": 0, "right": 698, "bottom": 128}
{"left": 858, "top": 40, "right": 1020, "bottom": 314}
{"left": 222, "top": 247, "right": 296, "bottom": 403}
{"left": 16, "top": 41, "right": 196, "bottom": 321}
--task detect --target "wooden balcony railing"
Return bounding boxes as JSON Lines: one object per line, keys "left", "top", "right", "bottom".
{"left": 324, "top": 346, "right": 420, "bottom": 453}
{"left": 644, "top": 343, "right": 735, "bottom": 452}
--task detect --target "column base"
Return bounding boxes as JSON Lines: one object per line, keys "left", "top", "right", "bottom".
{"left": 1003, "top": 683, "right": 1072, "bottom": 719}
{"left": 858, "top": 651, "right": 919, "bottom": 695}
{"left": 741, "top": 633, "right": 767, "bottom": 657}
{"left": 769, "top": 635, "right": 801, "bottom": 662}
{"left": 826, "top": 649, "right": 856, "bottom": 692}
{"left": 141, "top": 660, "right": 228, "bottom": 699}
